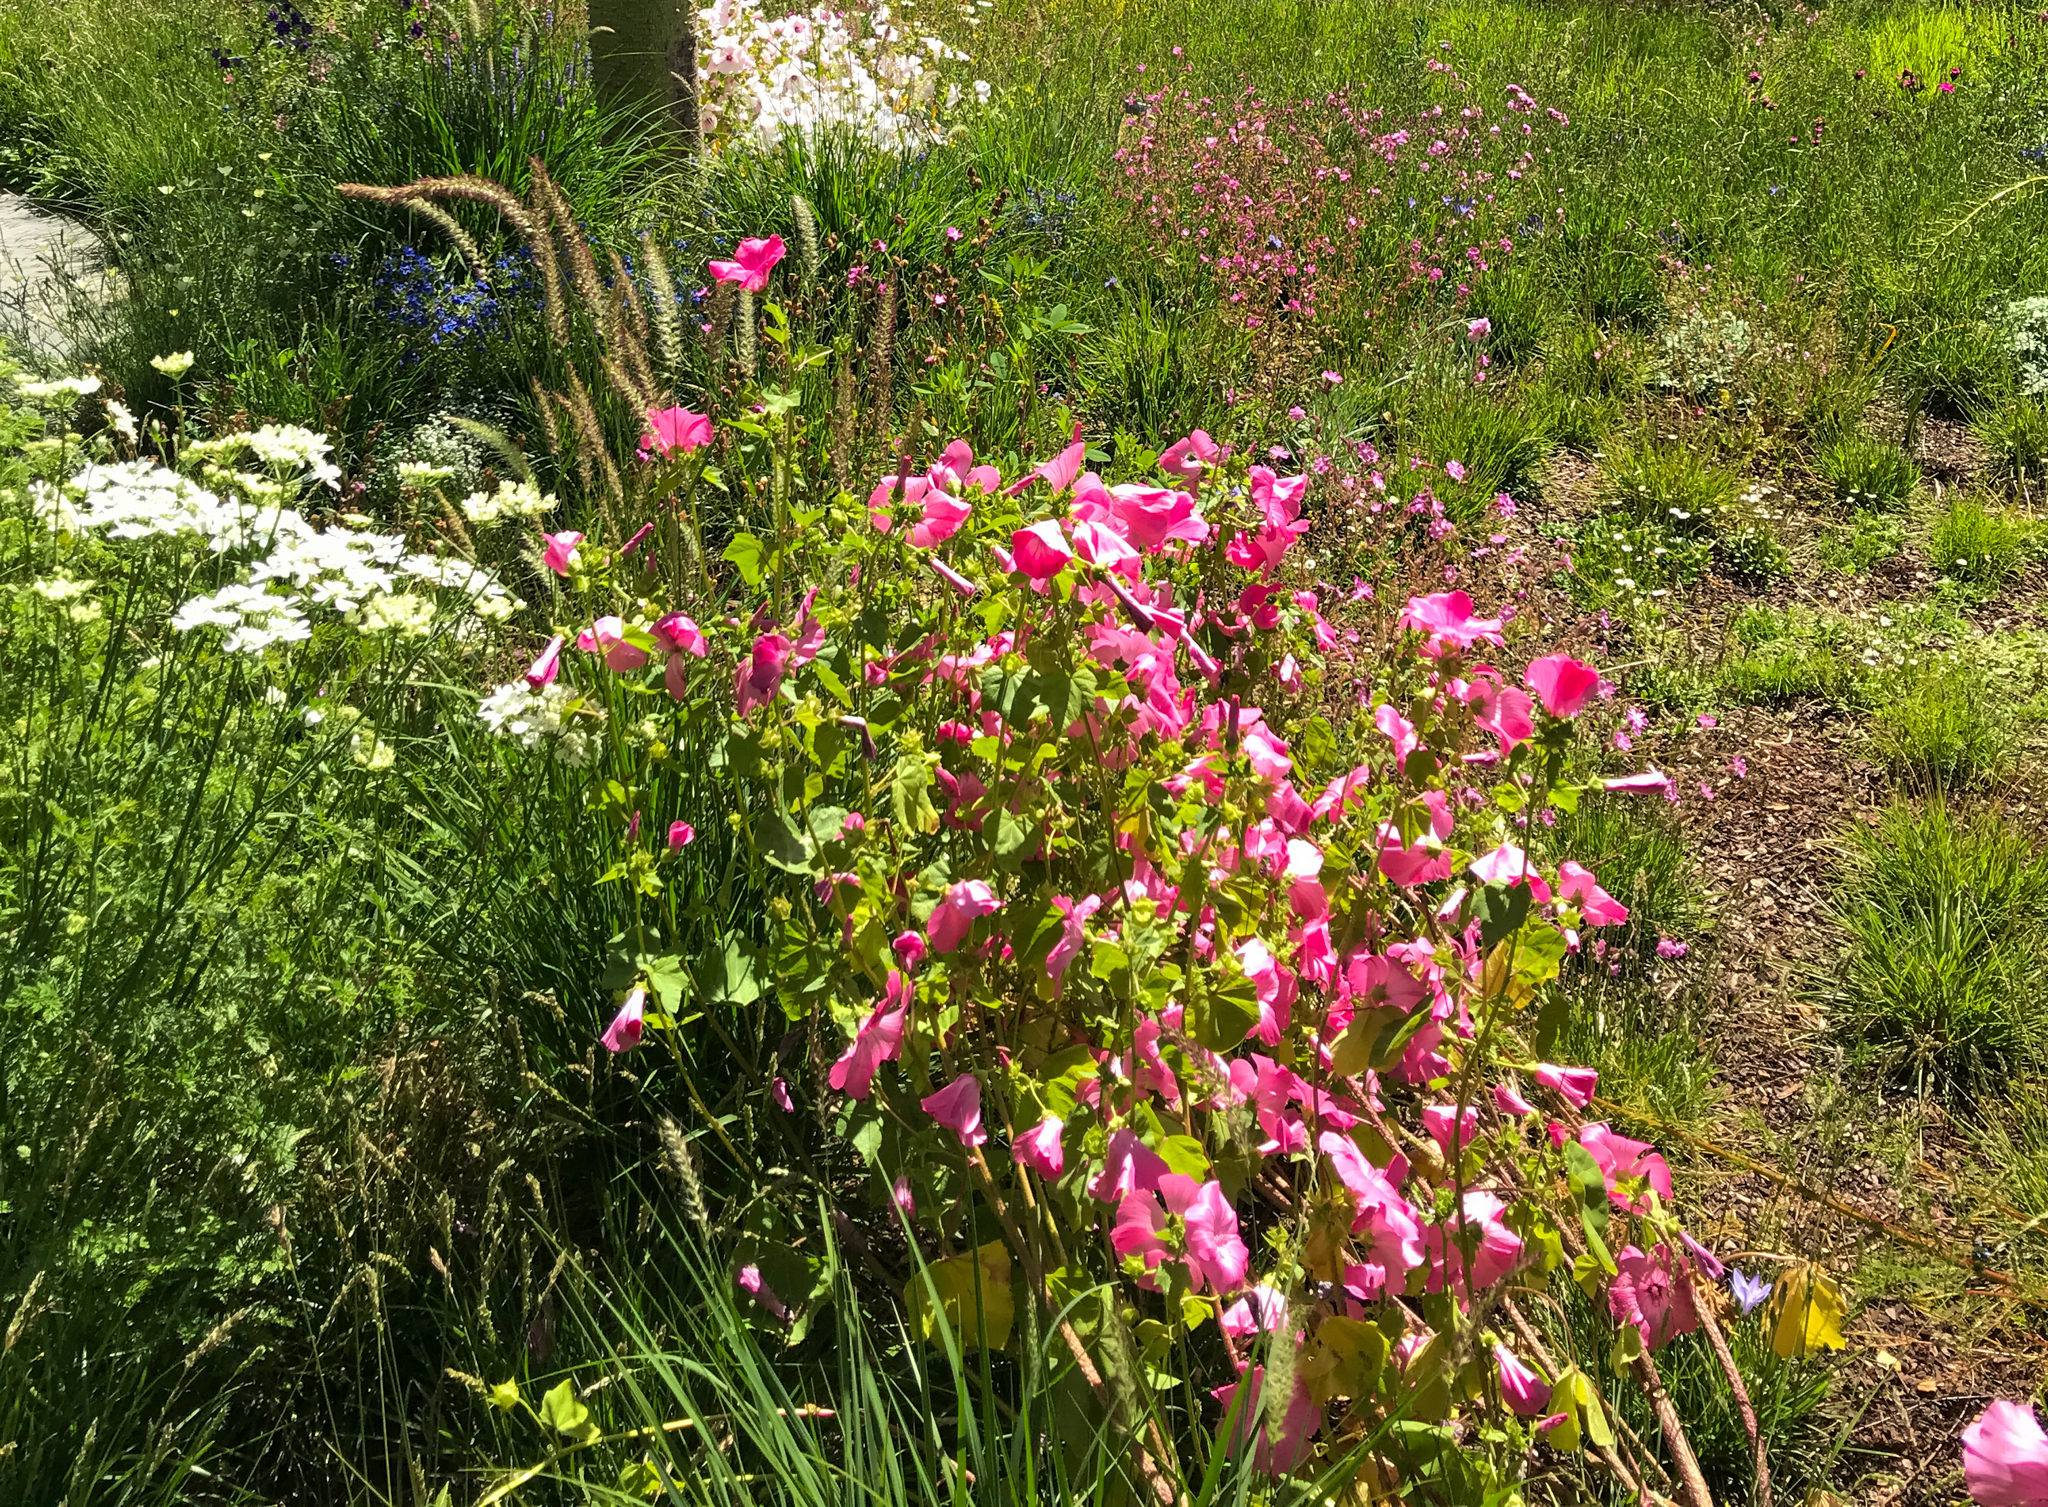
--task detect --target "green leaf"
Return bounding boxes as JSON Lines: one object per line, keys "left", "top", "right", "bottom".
{"left": 1474, "top": 881, "right": 1532, "bottom": 950}
{"left": 1155, "top": 1135, "right": 1210, "bottom": 1179}
{"left": 905, "top": 1242, "right": 1014, "bottom": 1351}
{"left": 891, "top": 752, "right": 940, "bottom": 835}
{"left": 694, "top": 938, "right": 761, "bottom": 1007}
{"left": 723, "top": 532, "right": 767, "bottom": 586}
{"left": 1187, "top": 973, "right": 1259, "bottom": 1052}
{"left": 755, "top": 802, "right": 817, "bottom": 875}
{"left": 539, "top": 1379, "right": 598, "bottom": 1443}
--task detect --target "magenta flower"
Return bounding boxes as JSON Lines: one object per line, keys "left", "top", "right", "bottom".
{"left": 734, "top": 632, "right": 793, "bottom": 716}
{"left": 1525, "top": 653, "right": 1600, "bottom": 717}
{"left": 1964, "top": 1402, "right": 2048, "bottom": 1507}
{"left": 1089, "top": 1127, "right": 1169, "bottom": 1202}
{"left": 1157, "top": 429, "right": 1220, "bottom": 479}
{"left": 1467, "top": 317, "right": 1493, "bottom": 341}
{"left": 1534, "top": 1062, "right": 1599, "bottom": 1108}
{"left": 1109, "top": 483, "right": 1209, "bottom": 551}
{"left": 577, "top": 615, "right": 649, "bottom": 673}
{"left": 1423, "top": 1102, "right": 1480, "bottom": 1153}
{"left": 1318, "top": 1131, "right": 1425, "bottom": 1288}
{"left": 1608, "top": 1243, "right": 1701, "bottom": 1351}
{"left": 1603, "top": 767, "right": 1674, "bottom": 795}
{"left": 642, "top": 404, "right": 712, "bottom": 457}
{"left": 1494, "top": 1082, "right": 1538, "bottom": 1117}
{"left": 1494, "top": 1343, "right": 1551, "bottom": 1416}
{"left": 1010, "top": 520, "right": 1076, "bottom": 579}
{"left": 653, "top": 612, "right": 708, "bottom": 657}
{"left": 1444, "top": 459, "right": 1467, "bottom": 483}
{"left": 1219, "top": 1282, "right": 1289, "bottom": 1339}
{"left": 708, "top": 234, "right": 785, "bottom": 292}
{"left": 601, "top": 986, "right": 646, "bottom": 1053}
{"left": 525, "top": 634, "right": 564, "bottom": 689}
{"left": 1013, "top": 1116, "right": 1065, "bottom": 1177}
{"left": 1423, "top": 1190, "right": 1524, "bottom": 1296}
{"left": 667, "top": 820, "right": 695, "bottom": 850}
{"left": 921, "top": 1074, "right": 988, "bottom": 1148}
{"left": 1398, "top": 590, "right": 1504, "bottom": 653}
{"left": 1111, "top": 1173, "right": 1248, "bottom": 1293}
{"left": 1374, "top": 703, "right": 1420, "bottom": 771}
{"left": 1580, "top": 1122, "right": 1675, "bottom": 1211}
{"left": 1557, "top": 861, "right": 1629, "bottom": 926}
{"left": 891, "top": 930, "right": 927, "bottom": 971}
{"left": 828, "top": 971, "right": 911, "bottom": 1099}
{"left": 543, "top": 530, "right": 583, "bottom": 576}
{"left": 928, "top": 879, "right": 1002, "bottom": 954}
{"left": 736, "top": 1263, "right": 791, "bottom": 1321}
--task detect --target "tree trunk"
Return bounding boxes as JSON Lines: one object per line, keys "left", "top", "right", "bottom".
{"left": 589, "top": 0, "right": 698, "bottom": 149}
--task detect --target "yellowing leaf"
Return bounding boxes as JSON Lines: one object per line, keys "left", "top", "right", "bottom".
{"left": 1768, "top": 1263, "right": 1848, "bottom": 1360}
{"left": 539, "top": 1378, "right": 598, "bottom": 1443}
{"left": 906, "top": 1241, "right": 1014, "bottom": 1351}
{"left": 487, "top": 1378, "right": 521, "bottom": 1411}
{"left": 1552, "top": 1368, "right": 1613, "bottom": 1451}
{"left": 1299, "top": 1316, "right": 1387, "bottom": 1404}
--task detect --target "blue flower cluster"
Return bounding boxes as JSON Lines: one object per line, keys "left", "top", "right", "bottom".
{"left": 370, "top": 245, "right": 536, "bottom": 364}
{"left": 2023, "top": 142, "right": 2048, "bottom": 165}
{"left": 1016, "top": 184, "right": 1081, "bottom": 246}
{"left": 267, "top": 1, "right": 313, "bottom": 51}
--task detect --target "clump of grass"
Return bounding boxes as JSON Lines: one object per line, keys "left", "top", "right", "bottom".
{"left": 1601, "top": 437, "right": 1739, "bottom": 537}
{"left": 1414, "top": 390, "right": 1547, "bottom": 518}
{"left": 1719, "top": 605, "right": 1864, "bottom": 706}
{"left": 1869, "top": 652, "right": 2013, "bottom": 792}
{"left": 1972, "top": 392, "right": 2048, "bottom": 490}
{"left": 1929, "top": 494, "right": 2029, "bottom": 587}
{"left": 1540, "top": 319, "right": 1649, "bottom": 400}
{"left": 1716, "top": 519, "right": 1789, "bottom": 586}
{"left": 1551, "top": 795, "right": 1706, "bottom": 955}
{"left": 1824, "top": 800, "right": 2048, "bottom": 1094}
{"left": 1819, "top": 433, "right": 1920, "bottom": 511}
{"left": 1524, "top": 382, "right": 1622, "bottom": 455}
{"left": 1815, "top": 510, "right": 1905, "bottom": 575}
{"left": 1567, "top": 517, "right": 1712, "bottom": 608}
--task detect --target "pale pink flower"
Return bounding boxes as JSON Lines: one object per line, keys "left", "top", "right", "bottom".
{"left": 1444, "top": 459, "right": 1467, "bottom": 482}
{"left": 928, "top": 879, "right": 1002, "bottom": 953}
{"left": 601, "top": 986, "right": 646, "bottom": 1053}
{"left": 1608, "top": 1243, "right": 1700, "bottom": 1350}
{"left": 1111, "top": 1173, "right": 1248, "bottom": 1292}
{"left": 734, "top": 632, "right": 793, "bottom": 715}
{"left": 642, "top": 404, "right": 712, "bottom": 456}
{"left": 892, "top": 1173, "right": 917, "bottom": 1216}
{"left": 1963, "top": 1400, "right": 2048, "bottom": 1507}
{"left": 1423, "top": 1190, "right": 1524, "bottom": 1296}
{"left": 543, "top": 530, "right": 583, "bottom": 576}
{"left": 708, "top": 234, "right": 785, "bottom": 292}
{"left": 1318, "top": 1131, "right": 1424, "bottom": 1290}
{"left": 1013, "top": 1116, "right": 1065, "bottom": 1177}
{"left": 1534, "top": 1062, "right": 1598, "bottom": 1108}
{"left": 1467, "top": 317, "right": 1492, "bottom": 341}
{"left": 828, "top": 971, "right": 911, "bottom": 1099}
{"left": 921, "top": 1074, "right": 988, "bottom": 1147}
{"left": 1525, "top": 654, "right": 1600, "bottom": 717}
{"left": 1603, "top": 768, "right": 1674, "bottom": 795}
{"left": 1046, "top": 893, "right": 1101, "bottom": 982}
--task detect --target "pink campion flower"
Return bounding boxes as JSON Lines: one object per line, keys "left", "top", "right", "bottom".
{"left": 734, "top": 632, "right": 793, "bottom": 716}
{"left": 525, "top": 634, "right": 564, "bottom": 688}
{"left": 642, "top": 404, "right": 712, "bottom": 457}
{"left": 1398, "top": 590, "right": 1505, "bottom": 653}
{"left": 1556, "top": 861, "right": 1629, "bottom": 926}
{"left": 1495, "top": 1343, "right": 1551, "bottom": 1416}
{"left": 1158, "top": 429, "right": 1221, "bottom": 479}
{"left": 578, "top": 615, "right": 650, "bottom": 673}
{"left": 1444, "top": 460, "right": 1467, "bottom": 483}
{"left": 1467, "top": 317, "right": 1493, "bottom": 341}
{"left": 1962, "top": 1400, "right": 2048, "bottom": 1507}
{"left": 1494, "top": 1082, "right": 1539, "bottom": 1117}
{"left": 1534, "top": 1062, "right": 1598, "bottom": 1108}
{"left": 601, "top": 987, "right": 646, "bottom": 1053}
{"left": 1374, "top": 703, "right": 1420, "bottom": 771}
{"left": 736, "top": 1263, "right": 791, "bottom": 1321}
{"left": 1013, "top": 1115, "right": 1065, "bottom": 1177}
{"left": 921, "top": 1074, "right": 988, "bottom": 1148}
{"left": 1423, "top": 1102, "right": 1480, "bottom": 1153}
{"left": 1111, "top": 1173, "right": 1249, "bottom": 1293}
{"left": 1089, "top": 1127, "right": 1169, "bottom": 1203}
{"left": 1010, "top": 520, "right": 1075, "bottom": 579}
{"left": 1046, "top": 893, "right": 1102, "bottom": 983}
{"left": 708, "top": 234, "right": 785, "bottom": 292}
{"left": 1580, "top": 1122, "right": 1675, "bottom": 1211}
{"left": 1220, "top": 1282, "right": 1289, "bottom": 1340}
{"left": 828, "top": 971, "right": 911, "bottom": 1099}
{"left": 1608, "top": 1243, "right": 1701, "bottom": 1350}
{"left": 1526, "top": 654, "right": 1601, "bottom": 717}
{"left": 1214, "top": 1366, "right": 1321, "bottom": 1474}
{"left": 928, "top": 879, "right": 1002, "bottom": 954}
{"left": 653, "top": 613, "right": 709, "bottom": 658}
{"left": 667, "top": 820, "right": 696, "bottom": 850}
{"left": 543, "top": 530, "right": 583, "bottom": 576}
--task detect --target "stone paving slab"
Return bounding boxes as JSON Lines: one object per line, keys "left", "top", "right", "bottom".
{"left": 0, "top": 190, "right": 116, "bottom": 357}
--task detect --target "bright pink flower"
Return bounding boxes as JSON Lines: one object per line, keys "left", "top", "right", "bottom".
{"left": 1469, "top": 841, "right": 1550, "bottom": 901}
{"left": 1494, "top": 1082, "right": 1538, "bottom": 1117}
{"left": 1010, "top": 520, "right": 1075, "bottom": 579}
{"left": 1398, "top": 591, "right": 1504, "bottom": 653}
{"left": 1046, "top": 893, "right": 1101, "bottom": 983}
{"left": 668, "top": 820, "right": 695, "bottom": 850}
{"left": 734, "top": 632, "right": 793, "bottom": 715}
{"left": 1219, "top": 1282, "right": 1289, "bottom": 1339}
{"left": 1608, "top": 1243, "right": 1700, "bottom": 1350}
{"left": 1014, "top": 1116, "right": 1065, "bottom": 1177}
{"left": 921, "top": 1074, "right": 988, "bottom": 1147}
{"left": 525, "top": 634, "right": 564, "bottom": 688}
{"left": 1423, "top": 1102, "right": 1480, "bottom": 1153}
{"left": 892, "top": 1173, "right": 916, "bottom": 1215}
{"left": 1237, "top": 937, "right": 1293, "bottom": 1045}
{"left": 1111, "top": 1173, "right": 1248, "bottom": 1293}
{"left": 1089, "top": 1127, "right": 1169, "bottom": 1202}
{"left": 1535, "top": 1062, "right": 1599, "bottom": 1108}
{"left": 1071, "top": 516, "right": 1142, "bottom": 577}
{"left": 1495, "top": 1343, "right": 1550, "bottom": 1416}
{"left": 1213, "top": 1366, "right": 1321, "bottom": 1474}
{"left": 1467, "top": 317, "right": 1493, "bottom": 341}
{"left": 1318, "top": 1131, "right": 1424, "bottom": 1291}
{"left": 771, "top": 1077, "right": 793, "bottom": 1112}
{"left": 543, "top": 530, "right": 583, "bottom": 576}
{"left": 1603, "top": 768, "right": 1674, "bottom": 795}
{"left": 1158, "top": 430, "right": 1220, "bottom": 479}
{"left": 1461, "top": 674, "right": 1534, "bottom": 751}
{"left": 653, "top": 613, "right": 708, "bottom": 657}
{"left": 642, "top": 404, "right": 712, "bottom": 456}
{"left": 1557, "top": 861, "right": 1628, "bottom": 926}
{"left": 578, "top": 615, "right": 649, "bottom": 673}
{"left": 736, "top": 1263, "right": 791, "bottom": 1320}
{"left": 1423, "top": 1190, "right": 1524, "bottom": 1296}
{"left": 1525, "top": 654, "right": 1601, "bottom": 717}
{"left": 1374, "top": 703, "right": 1420, "bottom": 771}
{"left": 892, "top": 930, "right": 927, "bottom": 970}
{"left": 1249, "top": 466, "right": 1308, "bottom": 528}
{"left": 1580, "top": 1122, "right": 1674, "bottom": 1211}
{"left": 928, "top": 879, "right": 1002, "bottom": 954}
{"left": 601, "top": 987, "right": 646, "bottom": 1053}
{"left": 708, "top": 234, "right": 785, "bottom": 292}
{"left": 1963, "top": 1400, "right": 2048, "bottom": 1507}
{"left": 828, "top": 972, "right": 911, "bottom": 1099}
{"left": 1109, "top": 484, "right": 1208, "bottom": 551}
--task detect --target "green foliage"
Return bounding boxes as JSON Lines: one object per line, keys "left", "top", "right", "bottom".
{"left": 1869, "top": 652, "right": 2014, "bottom": 792}
{"left": 1719, "top": 605, "right": 1865, "bottom": 707}
{"left": 1815, "top": 509, "right": 1906, "bottom": 576}
{"left": 1413, "top": 389, "right": 1547, "bottom": 518}
{"left": 1716, "top": 520, "right": 1789, "bottom": 586}
{"left": 1601, "top": 438, "right": 1739, "bottom": 537}
{"left": 1818, "top": 433, "right": 1920, "bottom": 511}
{"left": 1567, "top": 518, "right": 1712, "bottom": 609}
{"left": 1550, "top": 796, "right": 1706, "bottom": 963}
{"left": 1929, "top": 493, "right": 2030, "bottom": 586}
{"left": 1972, "top": 391, "right": 2048, "bottom": 489}
{"left": 1824, "top": 800, "right": 2048, "bottom": 1094}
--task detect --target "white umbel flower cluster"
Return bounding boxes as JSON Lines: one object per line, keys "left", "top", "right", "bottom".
{"left": 477, "top": 681, "right": 604, "bottom": 766}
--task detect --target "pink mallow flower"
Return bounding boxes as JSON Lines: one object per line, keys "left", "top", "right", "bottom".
{"left": 736, "top": 1263, "right": 791, "bottom": 1321}
{"left": 1494, "top": 1082, "right": 1539, "bottom": 1117}
{"left": 921, "top": 1074, "right": 988, "bottom": 1147}
{"left": 1535, "top": 1062, "right": 1598, "bottom": 1108}
{"left": 1220, "top": 1282, "right": 1289, "bottom": 1339}
{"left": 828, "top": 971, "right": 911, "bottom": 1099}
{"left": 1010, "top": 520, "right": 1076, "bottom": 579}
{"left": 1013, "top": 1116, "right": 1065, "bottom": 1177}
{"left": 543, "top": 530, "right": 583, "bottom": 576}
{"left": 734, "top": 632, "right": 793, "bottom": 716}
{"left": 578, "top": 615, "right": 649, "bottom": 673}
{"left": 1557, "top": 861, "right": 1628, "bottom": 926}
{"left": 525, "top": 634, "right": 564, "bottom": 688}
{"left": 1111, "top": 1173, "right": 1249, "bottom": 1293}
{"left": 1608, "top": 1243, "right": 1701, "bottom": 1351}
{"left": 708, "top": 234, "right": 785, "bottom": 292}
{"left": 1495, "top": 1343, "right": 1550, "bottom": 1416}
{"left": 1398, "top": 590, "right": 1505, "bottom": 654}
{"left": 601, "top": 986, "right": 646, "bottom": 1053}
{"left": 1525, "top": 654, "right": 1601, "bottom": 717}
{"left": 667, "top": 820, "right": 695, "bottom": 850}
{"left": 1046, "top": 893, "right": 1102, "bottom": 983}
{"left": 928, "top": 879, "right": 1002, "bottom": 953}
{"left": 653, "top": 613, "right": 708, "bottom": 657}
{"left": 1963, "top": 1400, "right": 2048, "bottom": 1507}
{"left": 642, "top": 404, "right": 712, "bottom": 457}
{"left": 1579, "top": 1122, "right": 1674, "bottom": 1211}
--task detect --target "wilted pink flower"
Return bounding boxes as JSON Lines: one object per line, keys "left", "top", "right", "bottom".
{"left": 1534, "top": 1062, "right": 1598, "bottom": 1108}
{"left": 1495, "top": 1343, "right": 1550, "bottom": 1415}
{"left": 1609, "top": 1243, "right": 1700, "bottom": 1350}
{"left": 1557, "top": 862, "right": 1628, "bottom": 926}
{"left": 921, "top": 1074, "right": 988, "bottom": 1147}
{"left": 828, "top": 971, "right": 911, "bottom": 1099}
{"left": 1013, "top": 1116, "right": 1065, "bottom": 1177}
{"left": 1963, "top": 1400, "right": 2048, "bottom": 1507}
{"left": 1010, "top": 520, "right": 1075, "bottom": 579}
{"left": 1494, "top": 1082, "right": 1538, "bottom": 1117}
{"left": 1111, "top": 1173, "right": 1248, "bottom": 1292}
{"left": 642, "top": 404, "right": 712, "bottom": 457}
{"left": 708, "top": 234, "right": 785, "bottom": 292}
{"left": 928, "top": 879, "right": 1002, "bottom": 953}
{"left": 543, "top": 530, "right": 583, "bottom": 576}
{"left": 1525, "top": 654, "right": 1600, "bottom": 717}
{"left": 601, "top": 986, "right": 646, "bottom": 1053}
{"left": 1213, "top": 1366, "right": 1321, "bottom": 1474}
{"left": 525, "top": 634, "right": 564, "bottom": 688}
{"left": 734, "top": 632, "right": 793, "bottom": 716}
